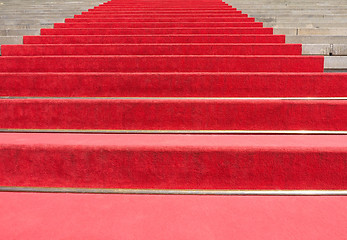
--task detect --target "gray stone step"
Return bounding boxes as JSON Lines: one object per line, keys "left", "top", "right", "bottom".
{"left": 256, "top": 17, "right": 347, "bottom": 23}
{"left": 232, "top": 4, "right": 347, "bottom": 9}
{"left": 324, "top": 56, "right": 347, "bottom": 71}
{"left": 263, "top": 22, "right": 347, "bottom": 28}
{"left": 251, "top": 14, "right": 347, "bottom": 19}
{"left": 274, "top": 28, "right": 347, "bottom": 36}
{"left": 0, "top": 13, "right": 76, "bottom": 20}
{"left": 227, "top": 0, "right": 347, "bottom": 4}
{"left": 302, "top": 44, "right": 347, "bottom": 56}
{"left": 0, "top": 19, "right": 65, "bottom": 24}
{"left": 286, "top": 35, "right": 347, "bottom": 44}
{"left": 0, "top": 29, "right": 40, "bottom": 36}
{"left": 0, "top": 36, "right": 23, "bottom": 45}
{"left": 0, "top": 24, "right": 53, "bottom": 30}
{"left": 243, "top": 10, "right": 347, "bottom": 14}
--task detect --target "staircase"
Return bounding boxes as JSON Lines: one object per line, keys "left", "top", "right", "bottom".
{"left": 0, "top": 0, "right": 104, "bottom": 55}
{"left": 223, "top": 0, "right": 347, "bottom": 71}
{"left": 0, "top": 0, "right": 346, "bottom": 237}
{"left": 0, "top": 0, "right": 346, "bottom": 190}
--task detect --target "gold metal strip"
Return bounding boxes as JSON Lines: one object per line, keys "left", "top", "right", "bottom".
{"left": 1, "top": 129, "right": 347, "bottom": 134}
{"left": 0, "top": 186, "right": 346, "bottom": 195}
{"left": 1, "top": 96, "right": 347, "bottom": 100}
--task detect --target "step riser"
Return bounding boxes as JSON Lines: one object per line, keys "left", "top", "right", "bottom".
{"left": 41, "top": 28, "right": 273, "bottom": 35}
{"left": 65, "top": 17, "right": 256, "bottom": 23}
{"left": 99, "top": 3, "right": 229, "bottom": 5}
{"left": 1, "top": 44, "right": 301, "bottom": 56}
{"left": 0, "top": 56, "right": 323, "bottom": 72}
{"left": 23, "top": 35, "right": 285, "bottom": 44}
{"left": 0, "top": 73, "right": 345, "bottom": 97}
{"left": 75, "top": 13, "right": 248, "bottom": 17}
{"left": 93, "top": 6, "right": 236, "bottom": 9}
{"left": 0, "top": 134, "right": 345, "bottom": 189}
{"left": 54, "top": 22, "right": 264, "bottom": 28}
{"left": 0, "top": 99, "right": 344, "bottom": 130}
{"left": 87, "top": 9, "right": 239, "bottom": 12}
{"left": 81, "top": 10, "right": 243, "bottom": 14}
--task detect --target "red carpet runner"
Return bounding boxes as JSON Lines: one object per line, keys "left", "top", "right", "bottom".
{"left": 0, "top": 192, "right": 346, "bottom": 239}
{"left": 0, "top": 0, "right": 346, "bottom": 190}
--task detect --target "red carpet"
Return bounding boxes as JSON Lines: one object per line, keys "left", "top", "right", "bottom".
{"left": 1, "top": 43, "right": 303, "bottom": 56}
{"left": 0, "top": 55, "right": 324, "bottom": 72}
{"left": 0, "top": 98, "right": 345, "bottom": 131}
{"left": 0, "top": 0, "right": 345, "bottom": 190}
{"left": 0, "top": 133, "right": 346, "bottom": 189}
{"left": 23, "top": 34, "right": 286, "bottom": 44}
{"left": 0, "top": 73, "right": 345, "bottom": 97}
{"left": 1, "top": 192, "right": 346, "bottom": 239}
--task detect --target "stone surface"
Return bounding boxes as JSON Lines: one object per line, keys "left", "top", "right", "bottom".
{"left": 224, "top": 0, "right": 347, "bottom": 70}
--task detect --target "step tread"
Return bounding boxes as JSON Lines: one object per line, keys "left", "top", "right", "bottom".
{"left": 0, "top": 192, "right": 345, "bottom": 239}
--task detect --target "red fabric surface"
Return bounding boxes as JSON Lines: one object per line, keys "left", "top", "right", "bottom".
{"left": 0, "top": 72, "right": 345, "bottom": 97}
{"left": 2, "top": 44, "right": 301, "bottom": 56}
{"left": 65, "top": 17, "right": 256, "bottom": 22}
{"left": 93, "top": 6, "right": 237, "bottom": 9}
{"left": 82, "top": 10, "right": 243, "bottom": 14}
{"left": 54, "top": 22, "right": 263, "bottom": 28}
{"left": 0, "top": 56, "right": 324, "bottom": 72}
{"left": 0, "top": 0, "right": 345, "bottom": 191}
{"left": 24, "top": 34, "right": 285, "bottom": 44}
{"left": 41, "top": 27, "right": 272, "bottom": 35}
{"left": 0, "top": 193, "right": 346, "bottom": 240}
{"left": 74, "top": 13, "right": 249, "bottom": 18}
{"left": 1, "top": 99, "right": 345, "bottom": 131}
{"left": 0, "top": 133, "right": 346, "bottom": 189}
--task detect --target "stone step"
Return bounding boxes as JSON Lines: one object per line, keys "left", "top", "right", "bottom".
{"left": 0, "top": 19, "right": 66, "bottom": 25}
{"left": 0, "top": 24, "right": 53, "bottom": 30}
{"left": 324, "top": 56, "right": 347, "bottom": 71}
{"left": 227, "top": 0, "right": 347, "bottom": 4}
{"left": 286, "top": 35, "right": 347, "bottom": 44}
{"left": 274, "top": 28, "right": 347, "bottom": 36}
{"left": 231, "top": 4, "right": 347, "bottom": 10}
{"left": 0, "top": 29, "right": 40, "bottom": 36}
{"left": 302, "top": 44, "right": 347, "bottom": 56}
{"left": 0, "top": 15, "right": 78, "bottom": 20}
{"left": 250, "top": 14, "right": 347, "bottom": 19}
{"left": 242, "top": 10, "right": 347, "bottom": 14}
{"left": 0, "top": 36, "right": 23, "bottom": 45}
{"left": 263, "top": 22, "right": 347, "bottom": 28}
{"left": 256, "top": 17, "right": 347, "bottom": 23}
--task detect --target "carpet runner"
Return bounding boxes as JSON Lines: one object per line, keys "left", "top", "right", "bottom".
{"left": 0, "top": 0, "right": 346, "bottom": 191}
{"left": 0, "top": 192, "right": 346, "bottom": 239}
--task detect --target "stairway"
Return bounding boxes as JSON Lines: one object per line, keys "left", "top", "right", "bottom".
{"left": 0, "top": 0, "right": 346, "bottom": 191}
{"left": 0, "top": 0, "right": 105, "bottom": 55}
{"left": 222, "top": 0, "right": 347, "bottom": 71}
{"left": 0, "top": 0, "right": 346, "bottom": 238}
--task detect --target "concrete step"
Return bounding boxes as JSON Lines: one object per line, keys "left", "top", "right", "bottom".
{"left": 0, "top": 15, "right": 80, "bottom": 19}
{"left": 251, "top": 14, "right": 347, "bottom": 19}
{"left": 264, "top": 22, "right": 347, "bottom": 28}
{"left": 0, "top": 19, "right": 66, "bottom": 25}
{"left": 324, "top": 56, "right": 347, "bottom": 71}
{"left": 0, "top": 29, "right": 40, "bottom": 36}
{"left": 302, "top": 44, "right": 347, "bottom": 56}
{"left": 274, "top": 28, "right": 347, "bottom": 36}
{"left": 256, "top": 17, "right": 347, "bottom": 23}
{"left": 231, "top": 5, "right": 347, "bottom": 10}
{"left": 227, "top": 0, "right": 347, "bottom": 4}
{"left": 0, "top": 36, "right": 23, "bottom": 45}
{"left": 243, "top": 10, "right": 347, "bottom": 15}
{"left": 0, "top": 24, "right": 53, "bottom": 30}
{"left": 286, "top": 36, "right": 347, "bottom": 44}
